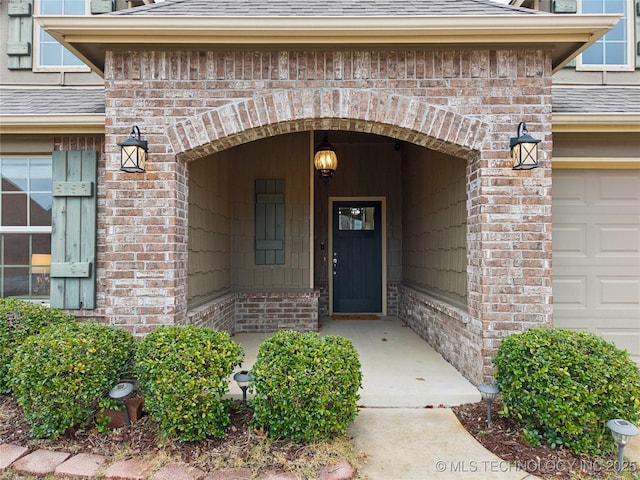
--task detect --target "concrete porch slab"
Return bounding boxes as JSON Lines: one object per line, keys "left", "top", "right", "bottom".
{"left": 229, "top": 316, "right": 480, "bottom": 408}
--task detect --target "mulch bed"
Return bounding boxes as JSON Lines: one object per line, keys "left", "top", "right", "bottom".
{"left": 1, "top": 393, "right": 632, "bottom": 479}
{"left": 452, "top": 400, "right": 629, "bottom": 479}
{"left": 0, "top": 394, "right": 356, "bottom": 477}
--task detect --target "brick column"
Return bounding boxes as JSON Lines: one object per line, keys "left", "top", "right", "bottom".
{"left": 467, "top": 130, "right": 553, "bottom": 382}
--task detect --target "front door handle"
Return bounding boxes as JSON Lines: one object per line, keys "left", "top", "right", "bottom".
{"left": 332, "top": 253, "right": 338, "bottom": 276}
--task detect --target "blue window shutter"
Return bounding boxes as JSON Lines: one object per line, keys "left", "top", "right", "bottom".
{"left": 50, "top": 151, "right": 97, "bottom": 309}
{"left": 255, "top": 180, "right": 285, "bottom": 265}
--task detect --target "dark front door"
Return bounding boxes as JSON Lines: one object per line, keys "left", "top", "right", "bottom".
{"left": 332, "top": 201, "right": 382, "bottom": 313}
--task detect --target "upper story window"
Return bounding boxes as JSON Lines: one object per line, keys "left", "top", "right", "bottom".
{"left": 35, "top": 0, "right": 90, "bottom": 71}
{"left": 577, "top": 0, "right": 635, "bottom": 71}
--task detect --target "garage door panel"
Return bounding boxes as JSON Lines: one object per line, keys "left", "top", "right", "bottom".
{"left": 553, "top": 173, "right": 587, "bottom": 204}
{"left": 554, "top": 276, "right": 587, "bottom": 307}
{"left": 553, "top": 224, "right": 586, "bottom": 256}
{"left": 598, "top": 331, "right": 640, "bottom": 363}
{"left": 598, "top": 174, "right": 640, "bottom": 203}
{"left": 553, "top": 169, "right": 640, "bottom": 361}
{"left": 598, "top": 276, "right": 640, "bottom": 307}
{"left": 597, "top": 226, "right": 640, "bottom": 256}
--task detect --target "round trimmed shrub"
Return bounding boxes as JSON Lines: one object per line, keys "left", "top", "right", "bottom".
{"left": 494, "top": 327, "right": 640, "bottom": 455}
{"left": 0, "top": 298, "right": 76, "bottom": 393}
{"left": 250, "top": 330, "right": 362, "bottom": 442}
{"left": 8, "top": 322, "right": 136, "bottom": 439}
{"left": 135, "top": 326, "right": 244, "bottom": 441}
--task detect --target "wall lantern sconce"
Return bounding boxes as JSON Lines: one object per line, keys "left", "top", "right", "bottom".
{"left": 314, "top": 134, "right": 338, "bottom": 182}
{"left": 118, "top": 125, "right": 147, "bottom": 173}
{"left": 510, "top": 121, "right": 540, "bottom": 170}
{"left": 607, "top": 418, "right": 639, "bottom": 473}
{"left": 233, "top": 370, "right": 251, "bottom": 406}
{"left": 478, "top": 382, "right": 500, "bottom": 425}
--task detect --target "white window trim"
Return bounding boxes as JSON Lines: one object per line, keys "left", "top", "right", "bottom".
{"left": 33, "top": 0, "right": 92, "bottom": 73}
{"left": 0, "top": 155, "right": 53, "bottom": 236}
{"left": 576, "top": 0, "right": 635, "bottom": 72}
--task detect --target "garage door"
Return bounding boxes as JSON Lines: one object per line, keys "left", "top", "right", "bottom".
{"left": 553, "top": 170, "right": 640, "bottom": 363}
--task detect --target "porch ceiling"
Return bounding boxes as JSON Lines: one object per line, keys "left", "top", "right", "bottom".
{"left": 37, "top": 14, "right": 619, "bottom": 76}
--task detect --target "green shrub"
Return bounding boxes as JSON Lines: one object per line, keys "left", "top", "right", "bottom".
{"left": 8, "top": 322, "right": 136, "bottom": 439}
{"left": 494, "top": 327, "right": 640, "bottom": 455}
{"left": 250, "top": 330, "right": 362, "bottom": 442}
{"left": 0, "top": 298, "right": 76, "bottom": 393}
{"left": 135, "top": 326, "right": 244, "bottom": 441}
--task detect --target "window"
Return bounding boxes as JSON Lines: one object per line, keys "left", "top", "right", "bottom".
{"left": 35, "top": 0, "right": 89, "bottom": 70}
{"left": 338, "top": 207, "right": 375, "bottom": 231}
{"left": 577, "top": 0, "right": 635, "bottom": 70}
{"left": 0, "top": 158, "right": 53, "bottom": 300}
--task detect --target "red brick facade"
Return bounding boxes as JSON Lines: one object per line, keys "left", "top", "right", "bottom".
{"left": 64, "top": 47, "right": 554, "bottom": 383}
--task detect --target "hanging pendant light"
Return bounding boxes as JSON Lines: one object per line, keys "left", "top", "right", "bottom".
{"left": 314, "top": 134, "right": 338, "bottom": 181}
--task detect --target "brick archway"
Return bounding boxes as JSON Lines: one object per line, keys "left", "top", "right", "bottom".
{"left": 167, "top": 88, "right": 489, "bottom": 161}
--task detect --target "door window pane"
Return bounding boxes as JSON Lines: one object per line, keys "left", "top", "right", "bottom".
{"left": 339, "top": 207, "right": 375, "bottom": 231}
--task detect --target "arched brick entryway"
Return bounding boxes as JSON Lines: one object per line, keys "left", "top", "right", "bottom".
{"left": 168, "top": 88, "right": 488, "bottom": 162}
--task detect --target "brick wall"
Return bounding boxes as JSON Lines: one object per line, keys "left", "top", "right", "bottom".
{"left": 96, "top": 47, "right": 553, "bottom": 381}
{"left": 234, "top": 290, "right": 319, "bottom": 333}
{"left": 186, "top": 291, "right": 235, "bottom": 332}
{"left": 398, "top": 285, "right": 482, "bottom": 384}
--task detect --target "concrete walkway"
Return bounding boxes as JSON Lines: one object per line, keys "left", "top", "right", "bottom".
{"left": 231, "top": 317, "right": 538, "bottom": 479}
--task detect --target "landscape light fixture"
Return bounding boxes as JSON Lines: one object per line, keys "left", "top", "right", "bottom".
{"left": 108, "top": 382, "right": 134, "bottom": 426}
{"left": 118, "top": 125, "right": 147, "bottom": 173}
{"left": 314, "top": 134, "right": 338, "bottom": 181}
{"left": 478, "top": 382, "right": 500, "bottom": 425}
{"left": 607, "top": 418, "right": 639, "bottom": 473}
{"left": 233, "top": 370, "right": 251, "bottom": 406}
{"left": 510, "top": 121, "right": 540, "bottom": 170}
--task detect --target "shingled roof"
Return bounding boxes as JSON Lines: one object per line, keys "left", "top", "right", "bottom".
{"left": 111, "top": 0, "right": 540, "bottom": 17}
{"left": 552, "top": 87, "right": 640, "bottom": 113}
{"left": 0, "top": 88, "right": 105, "bottom": 115}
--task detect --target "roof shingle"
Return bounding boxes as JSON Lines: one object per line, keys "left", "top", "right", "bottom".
{"left": 0, "top": 88, "right": 105, "bottom": 116}
{"left": 552, "top": 87, "right": 640, "bottom": 114}
{"left": 111, "top": 0, "right": 541, "bottom": 17}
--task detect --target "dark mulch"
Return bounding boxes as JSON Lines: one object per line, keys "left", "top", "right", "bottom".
{"left": 1, "top": 394, "right": 631, "bottom": 479}
{"left": 0, "top": 394, "right": 356, "bottom": 477}
{"left": 452, "top": 400, "right": 627, "bottom": 479}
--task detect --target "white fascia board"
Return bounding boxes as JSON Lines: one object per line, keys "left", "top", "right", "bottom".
{"left": 0, "top": 114, "right": 106, "bottom": 134}
{"left": 37, "top": 14, "right": 619, "bottom": 44}
{"left": 553, "top": 113, "right": 640, "bottom": 132}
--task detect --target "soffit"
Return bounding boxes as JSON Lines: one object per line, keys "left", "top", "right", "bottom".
{"left": 37, "top": 1, "right": 619, "bottom": 76}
